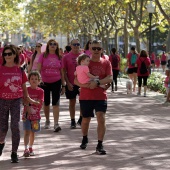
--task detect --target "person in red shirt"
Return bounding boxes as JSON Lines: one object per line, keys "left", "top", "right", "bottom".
{"left": 109, "top": 48, "right": 121, "bottom": 92}
{"left": 136, "top": 50, "right": 151, "bottom": 97}
{"left": 75, "top": 40, "right": 112, "bottom": 155}
{"left": 161, "top": 51, "right": 167, "bottom": 72}
{"left": 126, "top": 47, "right": 139, "bottom": 92}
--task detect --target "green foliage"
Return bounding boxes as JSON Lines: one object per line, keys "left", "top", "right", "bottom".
{"left": 120, "top": 57, "right": 127, "bottom": 73}
{"left": 147, "top": 72, "right": 166, "bottom": 94}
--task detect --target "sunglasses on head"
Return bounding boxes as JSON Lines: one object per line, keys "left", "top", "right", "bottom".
{"left": 49, "top": 42, "right": 57, "bottom": 46}
{"left": 92, "top": 47, "right": 102, "bottom": 51}
{"left": 3, "top": 52, "right": 13, "bottom": 57}
{"left": 72, "top": 43, "right": 80, "bottom": 46}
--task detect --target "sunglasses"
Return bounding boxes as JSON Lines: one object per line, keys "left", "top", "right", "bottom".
{"left": 3, "top": 52, "right": 13, "bottom": 57}
{"left": 92, "top": 47, "right": 102, "bottom": 51}
{"left": 49, "top": 43, "right": 57, "bottom": 46}
{"left": 36, "top": 46, "right": 41, "bottom": 47}
{"left": 72, "top": 43, "right": 80, "bottom": 46}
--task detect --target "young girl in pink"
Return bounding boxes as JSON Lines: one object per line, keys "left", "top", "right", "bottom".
{"left": 163, "top": 70, "right": 170, "bottom": 105}
{"left": 155, "top": 56, "right": 160, "bottom": 71}
{"left": 22, "top": 71, "right": 44, "bottom": 157}
{"left": 0, "top": 45, "right": 38, "bottom": 163}
{"left": 75, "top": 54, "right": 99, "bottom": 84}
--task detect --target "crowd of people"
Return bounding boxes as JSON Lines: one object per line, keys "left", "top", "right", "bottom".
{"left": 0, "top": 39, "right": 169, "bottom": 163}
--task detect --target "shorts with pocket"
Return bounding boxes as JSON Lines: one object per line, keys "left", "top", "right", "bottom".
{"left": 23, "top": 119, "right": 41, "bottom": 132}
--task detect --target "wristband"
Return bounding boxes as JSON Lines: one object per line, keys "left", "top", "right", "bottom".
{"left": 62, "top": 85, "right": 66, "bottom": 87}
{"left": 96, "top": 80, "right": 100, "bottom": 86}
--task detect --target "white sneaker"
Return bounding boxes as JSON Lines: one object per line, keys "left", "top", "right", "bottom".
{"left": 54, "top": 124, "right": 61, "bottom": 132}
{"left": 44, "top": 121, "right": 50, "bottom": 129}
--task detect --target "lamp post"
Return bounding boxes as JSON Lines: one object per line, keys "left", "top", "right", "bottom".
{"left": 147, "top": 1, "right": 155, "bottom": 59}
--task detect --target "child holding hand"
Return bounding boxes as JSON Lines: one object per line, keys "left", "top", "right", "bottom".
{"left": 22, "top": 71, "right": 44, "bottom": 157}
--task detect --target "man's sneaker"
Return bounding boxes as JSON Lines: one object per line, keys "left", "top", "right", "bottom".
{"left": 144, "top": 93, "right": 146, "bottom": 97}
{"left": 23, "top": 149, "right": 30, "bottom": 157}
{"left": 96, "top": 145, "right": 106, "bottom": 155}
{"left": 80, "top": 138, "right": 88, "bottom": 149}
{"left": 70, "top": 121, "right": 76, "bottom": 129}
{"left": 29, "top": 148, "right": 35, "bottom": 156}
{"left": 44, "top": 121, "right": 50, "bottom": 129}
{"left": 0, "top": 143, "right": 5, "bottom": 156}
{"left": 11, "top": 152, "right": 19, "bottom": 163}
{"left": 54, "top": 124, "right": 61, "bottom": 132}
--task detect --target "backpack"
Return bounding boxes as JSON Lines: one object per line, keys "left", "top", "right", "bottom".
{"left": 140, "top": 59, "right": 148, "bottom": 74}
{"left": 112, "top": 54, "right": 118, "bottom": 68}
{"left": 130, "top": 53, "right": 137, "bottom": 66}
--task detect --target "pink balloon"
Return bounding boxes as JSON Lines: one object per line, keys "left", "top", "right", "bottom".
{"left": 41, "top": 44, "right": 47, "bottom": 53}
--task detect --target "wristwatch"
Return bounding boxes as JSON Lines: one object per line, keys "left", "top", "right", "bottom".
{"left": 96, "top": 80, "right": 100, "bottom": 86}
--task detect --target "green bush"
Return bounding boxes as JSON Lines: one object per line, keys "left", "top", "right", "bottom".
{"left": 147, "top": 72, "right": 166, "bottom": 94}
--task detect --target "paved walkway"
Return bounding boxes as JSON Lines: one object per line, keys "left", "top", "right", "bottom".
{"left": 1, "top": 78, "right": 170, "bottom": 170}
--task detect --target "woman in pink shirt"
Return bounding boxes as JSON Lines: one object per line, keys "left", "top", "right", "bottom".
{"left": 136, "top": 50, "right": 151, "bottom": 97}
{"left": 38, "top": 39, "right": 65, "bottom": 132}
{"left": 161, "top": 52, "right": 167, "bottom": 72}
{"left": 0, "top": 45, "right": 38, "bottom": 163}
{"left": 84, "top": 40, "right": 92, "bottom": 57}
{"left": 28, "top": 43, "right": 42, "bottom": 74}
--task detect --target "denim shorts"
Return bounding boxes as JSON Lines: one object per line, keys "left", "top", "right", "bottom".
{"left": 79, "top": 100, "right": 107, "bottom": 118}
{"left": 23, "top": 119, "right": 41, "bottom": 132}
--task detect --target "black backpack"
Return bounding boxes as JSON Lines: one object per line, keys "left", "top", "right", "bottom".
{"left": 112, "top": 54, "right": 118, "bottom": 68}
{"left": 140, "top": 58, "right": 148, "bottom": 74}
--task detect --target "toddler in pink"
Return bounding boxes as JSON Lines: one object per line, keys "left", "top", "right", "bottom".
{"left": 75, "top": 54, "right": 99, "bottom": 84}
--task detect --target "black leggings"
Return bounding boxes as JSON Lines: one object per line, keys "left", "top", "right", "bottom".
{"left": 111, "top": 69, "right": 119, "bottom": 89}
{"left": 138, "top": 76, "right": 148, "bottom": 87}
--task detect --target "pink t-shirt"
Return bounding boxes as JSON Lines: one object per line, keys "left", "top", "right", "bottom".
{"left": 155, "top": 58, "right": 160, "bottom": 67}
{"left": 62, "top": 51, "right": 82, "bottom": 85}
{"left": 79, "top": 58, "right": 112, "bottom": 100}
{"left": 127, "top": 52, "right": 139, "bottom": 68}
{"left": 136, "top": 57, "right": 151, "bottom": 76}
{"left": 32, "top": 53, "right": 41, "bottom": 71}
{"left": 25, "top": 50, "right": 33, "bottom": 62}
{"left": 84, "top": 50, "right": 91, "bottom": 57}
{"left": 22, "top": 86, "right": 44, "bottom": 120}
{"left": 76, "top": 65, "right": 90, "bottom": 84}
{"left": 38, "top": 53, "right": 63, "bottom": 83}
{"left": 151, "top": 52, "right": 155, "bottom": 61}
{"left": 0, "top": 66, "right": 27, "bottom": 99}
{"left": 109, "top": 54, "right": 120, "bottom": 70}
{"left": 161, "top": 54, "right": 167, "bottom": 61}
{"left": 164, "top": 76, "right": 169, "bottom": 88}
{"left": 19, "top": 53, "right": 26, "bottom": 65}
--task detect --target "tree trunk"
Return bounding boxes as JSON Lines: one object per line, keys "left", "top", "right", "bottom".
{"left": 166, "top": 27, "right": 170, "bottom": 52}
{"left": 115, "top": 29, "right": 119, "bottom": 50}
{"left": 124, "top": 20, "right": 129, "bottom": 58}
{"left": 134, "top": 27, "right": 140, "bottom": 53}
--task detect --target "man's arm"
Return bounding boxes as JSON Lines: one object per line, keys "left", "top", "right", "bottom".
{"left": 63, "top": 68, "right": 73, "bottom": 91}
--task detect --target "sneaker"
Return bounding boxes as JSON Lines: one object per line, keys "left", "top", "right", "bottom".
{"left": 96, "top": 144, "right": 106, "bottom": 155}
{"left": 0, "top": 143, "right": 5, "bottom": 156}
{"left": 144, "top": 93, "right": 146, "bottom": 97}
{"left": 115, "top": 86, "right": 117, "bottom": 91}
{"left": 44, "top": 121, "right": 50, "bottom": 129}
{"left": 70, "top": 121, "right": 76, "bottom": 129}
{"left": 54, "top": 124, "right": 61, "bottom": 132}
{"left": 11, "top": 152, "right": 19, "bottom": 163}
{"left": 29, "top": 148, "right": 35, "bottom": 156}
{"left": 80, "top": 138, "right": 88, "bottom": 149}
{"left": 23, "top": 149, "right": 30, "bottom": 157}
